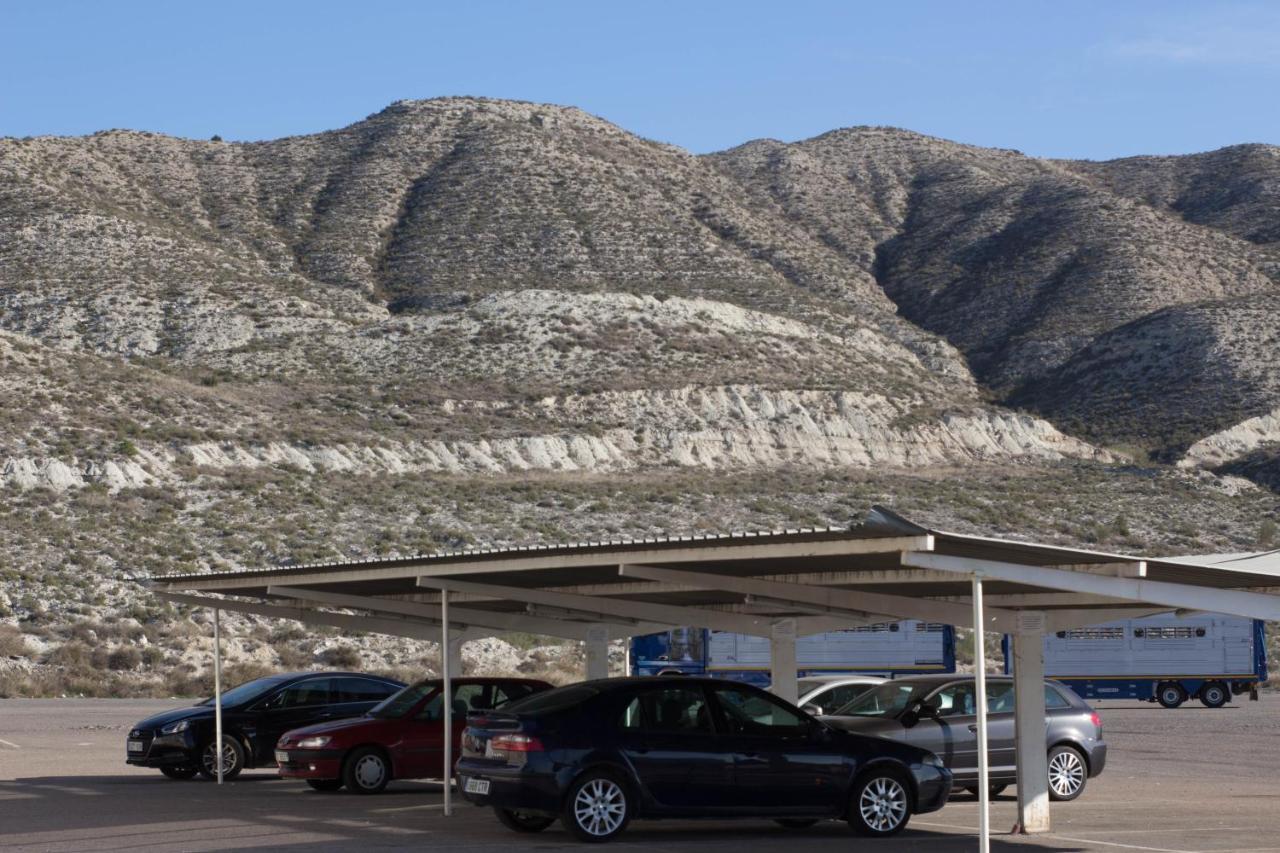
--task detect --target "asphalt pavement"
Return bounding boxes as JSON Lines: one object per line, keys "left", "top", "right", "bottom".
{"left": 1, "top": 696, "right": 1278, "bottom": 851}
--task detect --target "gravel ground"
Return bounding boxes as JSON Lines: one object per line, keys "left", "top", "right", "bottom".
{"left": 0, "top": 696, "right": 1278, "bottom": 851}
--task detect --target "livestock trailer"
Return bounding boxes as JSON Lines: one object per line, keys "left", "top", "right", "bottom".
{"left": 1003, "top": 612, "right": 1266, "bottom": 708}
{"left": 629, "top": 621, "right": 956, "bottom": 687}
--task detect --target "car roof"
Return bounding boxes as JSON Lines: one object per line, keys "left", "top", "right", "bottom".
{"left": 885, "top": 673, "right": 1014, "bottom": 685}
{"left": 798, "top": 675, "right": 887, "bottom": 684}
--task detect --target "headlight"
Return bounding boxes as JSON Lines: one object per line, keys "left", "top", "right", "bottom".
{"left": 295, "top": 736, "right": 331, "bottom": 749}
{"left": 160, "top": 720, "right": 191, "bottom": 735}
{"left": 922, "top": 752, "right": 946, "bottom": 768}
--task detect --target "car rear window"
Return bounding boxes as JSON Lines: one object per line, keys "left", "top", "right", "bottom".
{"left": 501, "top": 684, "right": 599, "bottom": 715}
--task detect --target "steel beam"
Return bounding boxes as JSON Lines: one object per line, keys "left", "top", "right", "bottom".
{"left": 617, "top": 565, "right": 1018, "bottom": 633}
{"left": 902, "top": 553, "right": 1280, "bottom": 622}
{"left": 415, "top": 576, "right": 779, "bottom": 635}
{"left": 267, "top": 585, "right": 640, "bottom": 640}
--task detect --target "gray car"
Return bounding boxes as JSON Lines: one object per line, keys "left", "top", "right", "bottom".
{"left": 820, "top": 675, "right": 1106, "bottom": 801}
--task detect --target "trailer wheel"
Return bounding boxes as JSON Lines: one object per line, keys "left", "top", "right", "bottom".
{"left": 1156, "top": 682, "right": 1186, "bottom": 709}
{"left": 1199, "top": 681, "right": 1229, "bottom": 708}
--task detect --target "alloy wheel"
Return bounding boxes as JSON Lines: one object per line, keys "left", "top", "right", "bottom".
{"left": 202, "top": 740, "right": 237, "bottom": 777}
{"left": 572, "top": 777, "right": 627, "bottom": 837}
{"left": 858, "top": 776, "right": 907, "bottom": 833}
{"left": 1048, "top": 750, "right": 1085, "bottom": 797}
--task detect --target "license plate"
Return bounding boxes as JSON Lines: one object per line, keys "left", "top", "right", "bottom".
{"left": 464, "top": 777, "right": 490, "bottom": 796}
{"left": 127, "top": 739, "right": 145, "bottom": 752}
{"left": 275, "top": 750, "right": 288, "bottom": 764}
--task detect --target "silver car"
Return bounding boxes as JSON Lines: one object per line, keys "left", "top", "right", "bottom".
{"left": 820, "top": 674, "right": 1107, "bottom": 801}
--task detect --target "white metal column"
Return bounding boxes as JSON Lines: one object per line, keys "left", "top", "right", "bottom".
{"left": 1012, "top": 623, "right": 1051, "bottom": 833}
{"left": 972, "top": 575, "right": 990, "bottom": 853}
{"left": 769, "top": 618, "right": 799, "bottom": 704}
{"left": 212, "top": 607, "right": 224, "bottom": 786}
{"left": 441, "top": 588, "right": 452, "bottom": 817}
{"left": 585, "top": 625, "right": 610, "bottom": 680}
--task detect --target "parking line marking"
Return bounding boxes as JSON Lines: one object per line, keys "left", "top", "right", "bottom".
{"left": 0, "top": 738, "right": 20, "bottom": 749}
{"left": 1043, "top": 835, "right": 1201, "bottom": 853}
{"left": 370, "top": 803, "right": 448, "bottom": 814}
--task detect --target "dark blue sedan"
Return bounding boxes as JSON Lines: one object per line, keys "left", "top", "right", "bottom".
{"left": 458, "top": 676, "right": 951, "bottom": 841}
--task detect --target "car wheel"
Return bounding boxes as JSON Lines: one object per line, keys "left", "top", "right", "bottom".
{"left": 562, "top": 770, "right": 632, "bottom": 842}
{"left": 963, "top": 784, "right": 1008, "bottom": 799}
{"left": 342, "top": 747, "right": 390, "bottom": 794}
{"left": 305, "top": 778, "right": 344, "bottom": 792}
{"left": 1200, "top": 682, "right": 1229, "bottom": 708}
{"left": 159, "top": 765, "right": 198, "bottom": 780}
{"left": 198, "top": 735, "right": 245, "bottom": 780}
{"left": 848, "top": 769, "right": 911, "bottom": 837}
{"left": 1047, "top": 745, "right": 1087, "bottom": 801}
{"left": 1156, "top": 682, "right": 1186, "bottom": 708}
{"left": 494, "top": 807, "right": 556, "bottom": 833}
{"left": 775, "top": 818, "right": 820, "bottom": 829}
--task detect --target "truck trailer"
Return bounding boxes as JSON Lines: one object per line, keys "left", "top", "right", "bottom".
{"left": 1003, "top": 612, "right": 1266, "bottom": 708}
{"left": 629, "top": 621, "right": 956, "bottom": 686}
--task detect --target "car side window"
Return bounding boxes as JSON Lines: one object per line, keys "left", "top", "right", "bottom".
{"left": 619, "top": 696, "right": 644, "bottom": 730}
{"left": 263, "top": 678, "right": 333, "bottom": 709}
{"left": 493, "top": 683, "right": 534, "bottom": 706}
{"left": 931, "top": 683, "right": 977, "bottom": 717}
{"left": 417, "top": 684, "right": 487, "bottom": 720}
{"left": 335, "top": 677, "right": 396, "bottom": 703}
{"left": 821, "top": 684, "right": 870, "bottom": 710}
{"left": 1045, "top": 685, "right": 1071, "bottom": 709}
{"left": 987, "top": 682, "right": 1016, "bottom": 713}
{"left": 712, "top": 686, "right": 809, "bottom": 737}
{"left": 628, "top": 687, "right": 714, "bottom": 734}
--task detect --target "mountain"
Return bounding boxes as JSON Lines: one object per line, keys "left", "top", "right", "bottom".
{"left": 1, "top": 98, "right": 1278, "bottom": 696}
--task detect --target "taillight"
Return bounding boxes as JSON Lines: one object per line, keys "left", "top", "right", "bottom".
{"left": 490, "top": 733, "right": 544, "bottom": 753}
{"left": 1089, "top": 711, "right": 1102, "bottom": 732}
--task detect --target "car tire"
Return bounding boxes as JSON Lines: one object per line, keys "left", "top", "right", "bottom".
{"left": 198, "top": 735, "right": 245, "bottom": 780}
{"left": 964, "top": 784, "right": 1008, "bottom": 799}
{"left": 159, "top": 765, "right": 198, "bottom": 780}
{"left": 1200, "top": 682, "right": 1229, "bottom": 708}
{"left": 342, "top": 747, "right": 391, "bottom": 794}
{"left": 1156, "top": 682, "right": 1186, "bottom": 709}
{"left": 305, "top": 778, "right": 344, "bottom": 792}
{"left": 848, "top": 768, "right": 912, "bottom": 837}
{"left": 775, "top": 818, "right": 820, "bottom": 829}
{"left": 1047, "top": 745, "right": 1087, "bottom": 801}
{"left": 494, "top": 807, "right": 556, "bottom": 833}
{"left": 561, "top": 770, "right": 632, "bottom": 842}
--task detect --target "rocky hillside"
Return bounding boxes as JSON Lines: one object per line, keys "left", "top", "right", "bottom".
{"left": 1, "top": 98, "right": 1278, "bottom": 696}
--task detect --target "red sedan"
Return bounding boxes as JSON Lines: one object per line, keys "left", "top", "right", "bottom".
{"left": 275, "top": 677, "right": 552, "bottom": 793}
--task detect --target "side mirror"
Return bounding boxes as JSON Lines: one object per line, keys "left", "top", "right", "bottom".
{"left": 900, "top": 709, "right": 920, "bottom": 729}
{"left": 801, "top": 703, "right": 824, "bottom": 716}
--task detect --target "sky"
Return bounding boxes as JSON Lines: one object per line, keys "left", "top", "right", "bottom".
{"left": 3, "top": 1, "right": 1279, "bottom": 159}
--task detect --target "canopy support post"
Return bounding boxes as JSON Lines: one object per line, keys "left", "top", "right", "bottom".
{"left": 585, "top": 625, "right": 610, "bottom": 680}
{"left": 441, "top": 588, "right": 452, "bottom": 817}
{"left": 213, "top": 607, "right": 223, "bottom": 786}
{"left": 973, "top": 574, "right": 990, "bottom": 853}
{"left": 1013, "top": 625, "right": 1051, "bottom": 833}
{"left": 769, "top": 618, "right": 799, "bottom": 704}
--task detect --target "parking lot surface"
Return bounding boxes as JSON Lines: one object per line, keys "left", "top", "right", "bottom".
{"left": 1, "top": 695, "right": 1278, "bottom": 852}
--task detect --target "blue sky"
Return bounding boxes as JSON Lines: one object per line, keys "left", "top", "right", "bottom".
{"left": 4, "top": 1, "right": 1279, "bottom": 159}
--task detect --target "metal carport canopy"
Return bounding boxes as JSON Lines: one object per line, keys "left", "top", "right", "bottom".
{"left": 144, "top": 506, "right": 1280, "bottom": 848}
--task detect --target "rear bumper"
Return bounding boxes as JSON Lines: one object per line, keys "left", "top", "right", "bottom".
{"left": 456, "top": 759, "right": 562, "bottom": 816}
{"left": 1086, "top": 741, "right": 1107, "bottom": 777}
{"left": 275, "top": 749, "right": 345, "bottom": 779}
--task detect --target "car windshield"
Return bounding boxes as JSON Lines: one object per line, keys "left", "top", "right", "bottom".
{"left": 197, "top": 675, "right": 289, "bottom": 707}
{"left": 832, "top": 681, "right": 931, "bottom": 717}
{"left": 369, "top": 680, "right": 437, "bottom": 719}
{"left": 796, "top": 679, "right": 823, "bottom": 695}
{"left": 500, "top": 684, "right": 600, "bottom": 716}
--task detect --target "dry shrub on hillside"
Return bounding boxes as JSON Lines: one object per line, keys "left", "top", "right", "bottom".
{"left": 0, "top": 625, "right": 30, "bottom": 657}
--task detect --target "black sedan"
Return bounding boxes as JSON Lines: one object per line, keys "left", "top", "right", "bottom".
{"left": 126, "top": 671, "right": 404, "bottom": 780}
{"left": 457, "top": 676, "right": 951, "bottom": 841}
